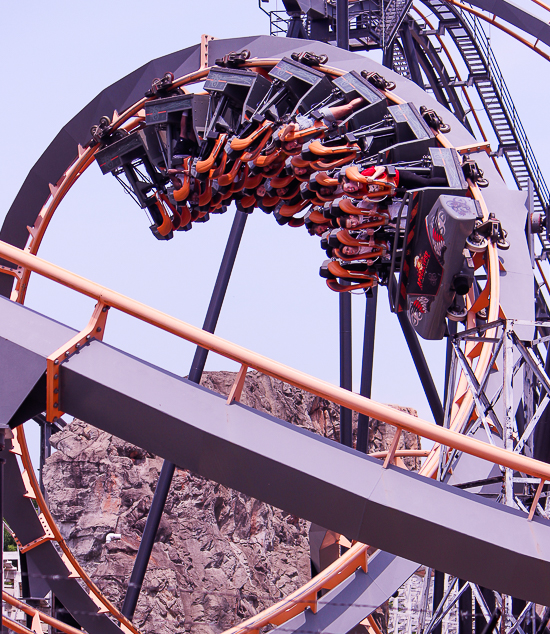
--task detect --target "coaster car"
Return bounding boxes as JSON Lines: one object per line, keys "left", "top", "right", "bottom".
{"left": 97, "top": 61, "right": 500, "bottom": 316}
{"left": 399, "top": 192, "right": 481, "bottom": 340}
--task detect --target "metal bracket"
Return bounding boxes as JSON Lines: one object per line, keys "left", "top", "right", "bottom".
{"left": 200, "top": 34, "right": 216, "bottom": 70}
{"left": 383, "top": 427, "right": 402, "bottom": 468}
{"left": 455, "top": 141, "right": 491, "bottom": 156}
{"left": 12, "top": 513, "right": 55, "bottom": 554}
{"left": 490, "top": 144, "right": 518, "bottom": 158}
{"left": 46, "top": 301, "right": 109, "bottom": 422}
{"left": 420, "top": 23, "right": 446, "bottom": 36}
{"left": 0, "top": 264, "right": 21, "bottom": 278}
{"left": 227, "top": 364, "right": 248, "bottom": 404}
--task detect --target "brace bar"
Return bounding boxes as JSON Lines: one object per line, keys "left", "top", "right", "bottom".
{"left": 46, "top": 301, "right": 109, "bottom": 422}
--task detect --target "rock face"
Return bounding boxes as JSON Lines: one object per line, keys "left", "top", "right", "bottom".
{"left": 44, "top": 370, "right": 419, "bottom": 634}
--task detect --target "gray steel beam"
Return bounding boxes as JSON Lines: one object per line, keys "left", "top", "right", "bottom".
{"left": 3, "top": 297, "right": 550, "bottom": 604}
{"left": 357, "top": 288, "right": 377, "bottom": 453}
{"left": 0, "top": 337, "right": 47, "bottom": 427}
{"left": 397, "top": 311, "right": 444, "bottom": 426}
{"left": 336, "top": 0, "right": 350, "bottom": 50}
{"left": 272, "top": 552, "right": 420, "bottom": 634}
{"left": 400, "top": 21, "right": 424, "bottom": 88}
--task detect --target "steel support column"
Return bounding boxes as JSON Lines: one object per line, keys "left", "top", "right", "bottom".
{"left": 400, "top": 20, "right": 424, "bottom": 88}
{"left": 397, "top": 312, "right": 444, "bottom": 425}
{"left": 121, "top": 210, "right": 248, "bottom": 620}
{"left": 475, "top": 588, "right": 496, "bottom": 634}
{"left": 382, "top": 43, "right": 394, "bottom": 69}
{"left": 504, "top": 321, "right": 515, "bottom": 507}
{"left": 336, "top": 0, "right": 349, "bottom": 50}
{"left": 444, "top": 320, "right": 458, "bottom": 414}
{"left": 458, "top": 579, "right": 473, "bottom": 634}
{"left": 336, "top": 0, "right": 353, "bottom": 449}
{"left": 357, "top": 288, "right": 377, "bottom": 453}
{"left": 433, "top": 571, "right": 445, "bottom": 634}
{"left": 339, "top": 292, "right": 353, "bottom": 447}
{"left": 39, "top": 420, "right": 51, "bottom": 495}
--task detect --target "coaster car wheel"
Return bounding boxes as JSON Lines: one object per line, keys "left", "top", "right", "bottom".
{"left": 447, "top": 302, "right": 468, "bottom": 322}
{"left": 463, "top": 159, "right": 489, "bottom": 188}
{"left": 215, "top": 49, "right": 251, "bottom": 68}
{"left": 146, "top": 72, "right": 176, "bottom": 97}
{"left": 419, "top": 106, "right": 451, "bottom": 133}
{"left": 465, "top": 232, "right": 488, "bottom": 252}
{"left": 497, "top": 235, "right": 510, "bottom": 250}
{"left": 291, "top": 51, "right": 329, "bottom": 67}
{"left": 90, "top": 115, "right": 112, "bottom": 142}
{"left": 360, "top": 70, "right": 396, "bottom": 91}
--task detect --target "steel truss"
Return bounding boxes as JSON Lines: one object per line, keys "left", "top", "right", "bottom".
{"left": 411, "top": 316, "right": 550, "bottom": 634}
{"left": 369, "top": 314, "right": 550, "bottom": 634}
{"left": 440, "top": 318, "right": 550, "bottom": 509}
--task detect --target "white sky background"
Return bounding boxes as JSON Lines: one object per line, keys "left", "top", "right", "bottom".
{"left": 1, "top": 0, "right": 548, "bottom": 464}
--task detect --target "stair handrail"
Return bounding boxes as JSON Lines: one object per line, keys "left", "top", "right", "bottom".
{"left": 450, "top": 4, "right": 549, "bottom": 207}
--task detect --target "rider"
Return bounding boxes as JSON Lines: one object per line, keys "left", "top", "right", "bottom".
{"left": 279, "top": 97, "right": 366, "bottom": 154}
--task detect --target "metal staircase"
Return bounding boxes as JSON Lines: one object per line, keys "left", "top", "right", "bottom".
{"left": 377, "top": 0, "right": 413, "bottom": 48}
{"left": 422, "top": 0, "right": 550, "bottom": 249}
{"left": 391, "top": 39, "right": 413, "bottom": 79}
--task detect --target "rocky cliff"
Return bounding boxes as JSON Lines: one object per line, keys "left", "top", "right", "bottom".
{"left": 44, "top": 370, "right": 419, "bottom": 634}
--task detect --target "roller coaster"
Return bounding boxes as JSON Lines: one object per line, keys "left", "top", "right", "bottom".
{"left": 2, "top": 1, "right": 550, "bottom": 633}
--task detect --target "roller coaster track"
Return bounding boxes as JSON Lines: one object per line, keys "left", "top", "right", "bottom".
{"left": 416, "top": 0, "right": 550, "bottom": 247}
{"left": 0, "top": 35, "right": 544, "bottom": 634}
